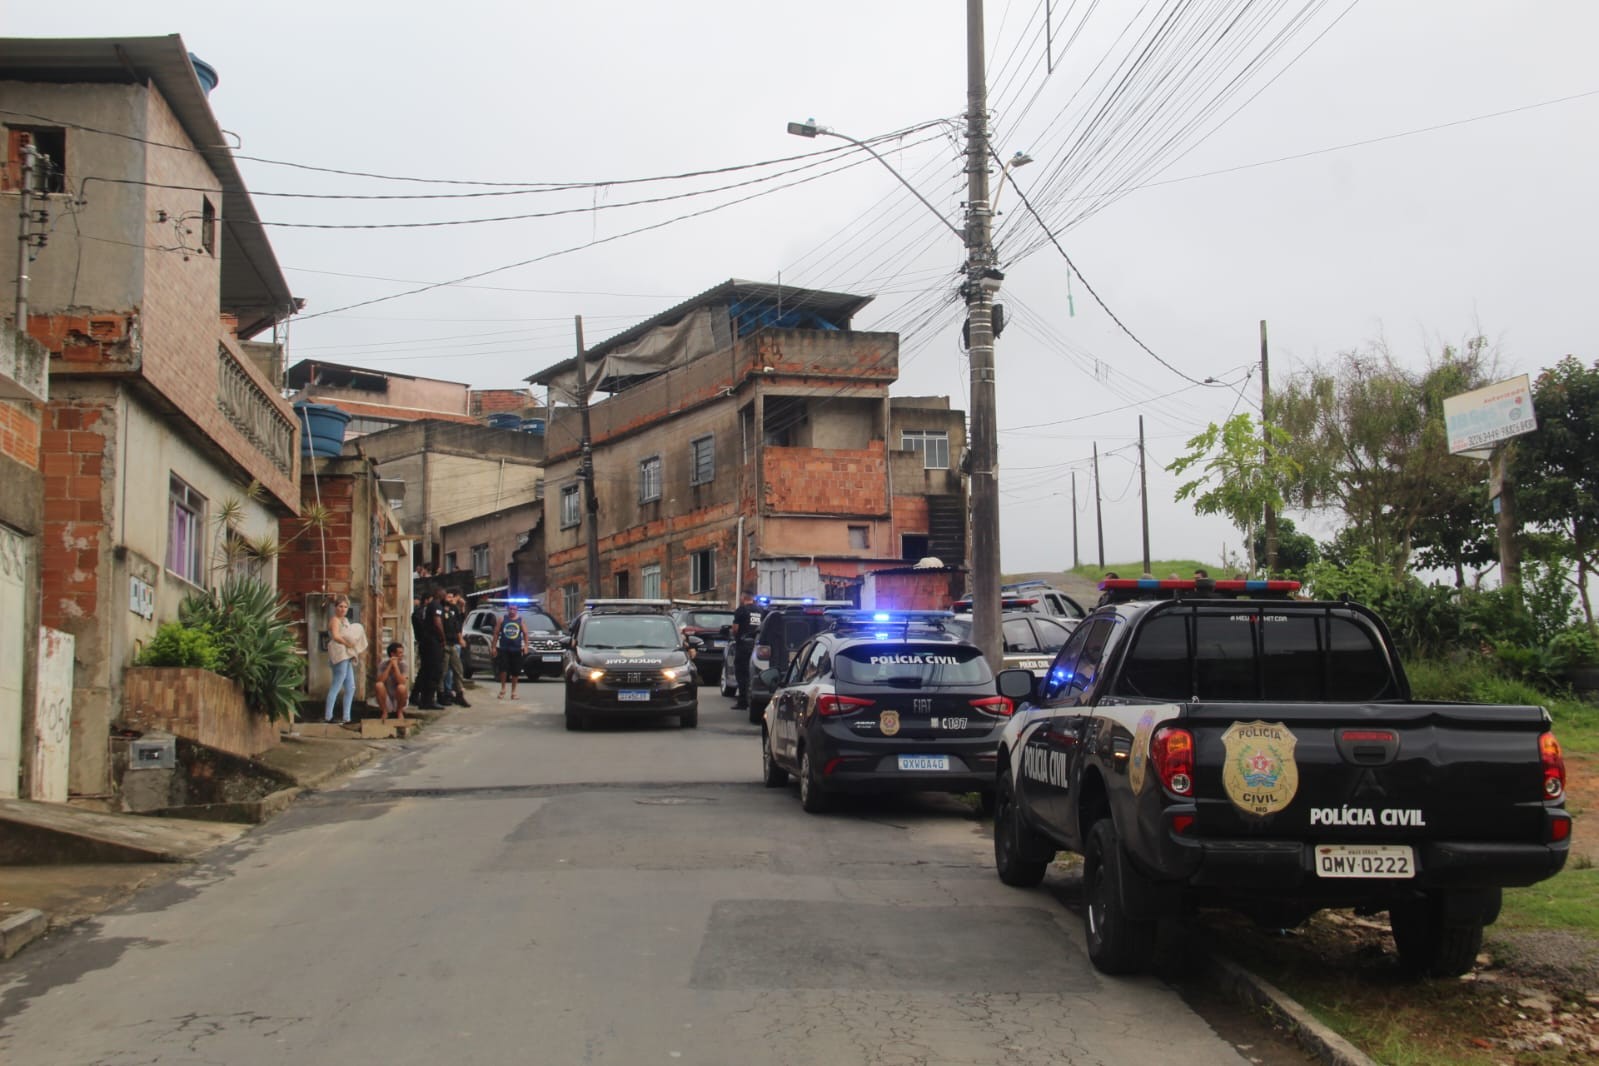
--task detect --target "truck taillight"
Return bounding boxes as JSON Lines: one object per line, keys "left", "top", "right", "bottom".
{"left": 817, "top": 694, "right": 874, "bottom": 717}
{"left": 969, "top": 696, "right": 1014, "bottom": 718}
{"left": 755, "top": 644, "right": 772, "bottom": 661}
{"left": 1540, "top": 732, "right": 1565, "bottom": 801}
{"left": 1151, "top": 727, "right": 1194, "bottom": 797}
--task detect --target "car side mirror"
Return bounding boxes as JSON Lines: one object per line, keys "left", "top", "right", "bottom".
{"left": 996, "top": 668, "right": 1034, "bottom": 702}
{"left": 758, "top": 668, "right": 781, "bottom": 688}
{"left": 687, "top": 635, "right": 704, "bottom": 649}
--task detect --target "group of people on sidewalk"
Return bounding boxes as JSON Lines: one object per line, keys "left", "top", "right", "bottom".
{"left": 411, "top": 586, "right": 473, "bottom": 711}
{"left": 319, "top": 587, "right": 481, "bottom": 727}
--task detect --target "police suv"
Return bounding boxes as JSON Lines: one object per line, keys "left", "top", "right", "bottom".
{"left": 745, "top": 598, "right": 854, "bottom": 722}
{"left": 462, "top": 599, "right": 565, "bottom": 680}
{"left": 563, "top": 599, "right": 700, "bottom": 731}
{"left": 759, "top": 610, "right": 1034, "bottom": 814}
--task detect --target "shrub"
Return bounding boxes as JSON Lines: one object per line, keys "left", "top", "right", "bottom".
{"left": 179, "top": 576, "right": 305, "bottom": 722}
{"left": 134, "top": 622, "right": 222, "bottom": 672}
{"left": 1547, "top": 625, "right": 1599, "bottom": 668}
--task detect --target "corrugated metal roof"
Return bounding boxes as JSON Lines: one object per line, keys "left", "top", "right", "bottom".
{"left": 0, "top": 34, "right": 297, "bottom": 339}
{"left": 526, "top": 278, "right": 874, "bottom": 385}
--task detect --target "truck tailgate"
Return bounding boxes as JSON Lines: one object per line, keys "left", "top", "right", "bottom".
{"left": 1185, "top": 702, "right": 1555, "bottom": 844}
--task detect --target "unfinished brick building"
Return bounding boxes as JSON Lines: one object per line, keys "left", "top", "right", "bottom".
{"left": 530, "top": 280, "right": 968, "bottom": 619}
{"left": 1, "top": 36, "right": 300, "bottom": 796}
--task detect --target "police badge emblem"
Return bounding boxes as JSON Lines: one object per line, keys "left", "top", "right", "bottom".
{"left": 1220, "top": 720, "right": 1299, "bottom": 816}
{"left": 879, "top": 710, "right": 901, "bottom": 736}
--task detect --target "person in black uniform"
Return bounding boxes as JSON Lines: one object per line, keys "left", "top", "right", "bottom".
{"left": 440, "top": 589, "right": 471, "bottom": 707}
{"left": 414, "top": 586, "right": 447, "bottom": 710}
{"left": 730, "top": 589, "right": 761, "bottom": 710}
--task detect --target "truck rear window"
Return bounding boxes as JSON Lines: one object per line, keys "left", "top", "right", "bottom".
{"left": 1118, "top": 610, "right": 1398, "bottom": 701}
{"left": 836, "top": 645, "right": 992, "bottom": 686}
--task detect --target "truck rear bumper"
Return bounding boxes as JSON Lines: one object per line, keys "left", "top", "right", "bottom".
{"left": 1183, "top": 837, "right": 1568, "bottom": 895}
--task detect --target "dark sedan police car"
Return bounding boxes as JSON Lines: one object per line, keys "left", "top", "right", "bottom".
{"left": 564, "top": 600, "right": 700, "bottom": 731}
{"left": 759, "top": 610, "right": 1033, "bottom": 814}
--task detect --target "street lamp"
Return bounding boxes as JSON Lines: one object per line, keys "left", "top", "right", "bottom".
{"left": 786, "top": 121, "right": 964, "bottom": 240}
{"left": 991, "top": 150, "right": 1032, "bottom": 214}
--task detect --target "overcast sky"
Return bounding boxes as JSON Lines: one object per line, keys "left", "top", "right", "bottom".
{"left": 10, "top": 2, "right": 1597, "bottom": 574}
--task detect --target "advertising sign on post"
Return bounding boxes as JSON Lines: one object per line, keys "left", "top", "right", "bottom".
{"left": 1444, "top": 375, "right": 1537, "bottom": 458}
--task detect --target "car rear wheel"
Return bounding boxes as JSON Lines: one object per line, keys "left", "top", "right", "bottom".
{"left": 1083, "top": 818, "right": 1156, "bottom": 975}
{"left": 1390, "top": 892, "right": 1492, "bottom": 978}
{"left": 993, "top": 772, "right": 1051, "bottom": 888}
{"left": 747, "top": 703, "right": 762, "bottom": 725}
{"left": 762, "top": 728, "right": 788, "bottom": 788}
{"left": 799, "top": 748, "right": 829, "bottom": 813}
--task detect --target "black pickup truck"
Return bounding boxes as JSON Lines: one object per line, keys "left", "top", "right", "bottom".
{"left": 991, "top": 578, "right": 1572, "bottom": 978}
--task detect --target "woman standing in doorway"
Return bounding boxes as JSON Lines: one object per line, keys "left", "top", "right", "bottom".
{"left": 324, "top": 596, "right": 360, "bottom": 725}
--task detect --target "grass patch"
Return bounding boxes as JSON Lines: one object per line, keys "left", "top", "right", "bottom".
{"left": 1406, "top": 656, "right": 1599, "bottom": 754}
{"left": 1499, "top": 865, "right": 1599, "bottom": 932}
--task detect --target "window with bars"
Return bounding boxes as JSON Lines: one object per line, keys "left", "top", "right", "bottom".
{"left": 167, "top": 476, "right": 206, "bottom": 585}
{"left": 562, "top": 585, "right": 581, "bottom": 623}
{"left": 639, "top": 455, "right": 662, "bottom": 503}
{"left": 690, "top": 549, "right": 714, "bottom": 594}
{"left": 901, "top": 429, "right": 950, "bottom": 470}
{"left": 471, "top": 544, "right": 490, "bottom": 578}
{"left": 560, "top": 484, "right": 580, "bottom": 528}
{"left": 641, "top": 563, "right": 662, "bottom": 599}
{"left": 689, "top": 435, "right": 715, "bottom": 485}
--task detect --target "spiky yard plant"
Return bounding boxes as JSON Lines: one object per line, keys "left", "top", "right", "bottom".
{"left": 179, "top": 575, "right": 305, "bottom": 722}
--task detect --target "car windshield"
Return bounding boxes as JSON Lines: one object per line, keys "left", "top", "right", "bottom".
{"left": 524, "top": 612, "right": 559, "bottom": 633}
{"left": 682, "top": 611, "right": 733, "bottom": 628}
{"left": 581, "top": 614, "right": 682, "bottom": 650}
{"left": 835, "top": 644, "right": 992, "bottom": 686}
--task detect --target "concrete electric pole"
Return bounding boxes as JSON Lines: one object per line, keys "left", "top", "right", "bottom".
{"left": 964, "top": 0, "right": 1004, "bottom": 670}
{"left": 573, "top": 315, "right": 602, "bottom": 600}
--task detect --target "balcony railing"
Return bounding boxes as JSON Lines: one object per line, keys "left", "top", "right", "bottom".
{"left": 216, "top": 345, "right": 295, "bottom": 476}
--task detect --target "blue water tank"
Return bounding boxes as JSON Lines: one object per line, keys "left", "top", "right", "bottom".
{"left": 295, "top": 402, "right": 351, "bottom": 458}
{"left": 487, "top": 413, "right": 521, "bottom": 430}
{"left": 189, "top": 53, "right": 219, "bottom": 97}
{"left": 520, "top": 418, "right": 546, "bottom": 435}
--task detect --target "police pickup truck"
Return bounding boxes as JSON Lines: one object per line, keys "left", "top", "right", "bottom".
{"left": 991, "top": 578, "right": 1572, "bottom": 978}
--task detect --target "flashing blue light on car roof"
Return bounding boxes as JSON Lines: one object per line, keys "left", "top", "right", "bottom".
{"left": 872, "top": 612, "right": 891, "bottom": 622}
{"left": 803, "top": 597, "right": 815, "bottom": 604}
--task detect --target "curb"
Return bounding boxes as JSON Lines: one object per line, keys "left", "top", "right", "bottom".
{"left": 291, "top": 746, "right": 378, "bottom": 791}
{"left": 0, "top": 909, "right": 47, "bottom": 960}
{"left": 1208, "top": 954, "right": 1379, "bottom": 1066}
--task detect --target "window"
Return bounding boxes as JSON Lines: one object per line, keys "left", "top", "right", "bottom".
{"left": 901, "top": 429, "right": 950, "bottom": 470}
{"left": 641, "top": 563, "right": 662, "bottom": 600}
{"left": 848, "top": 525, "right": 869, "bottom": 550}
{"left": 901, "top": 533, "right": 929, "bottom": 561}
{"left": 639, "top": 455, "right": 662, "bottom": 503}
{"left": 1002, "top": 617, "right": 1040, "bottom": 653}
{"left": 614, "top": 570, "right": 630, "bottom": 597}
{"left": 166, "top": 476, "right": 206, "bottom": 585}
{"left": 560, "top": 484, "right": 580, "bottom": 528}
{"left": 562, "top": 585, "right": 581, "bottom": 623}
{"left": 690, "top": 548, "right": 714, "bottom": 594}
{"left": 471, "top": 544, "right": 490, "bottom": 579}
{"left": 444, "top": 551, "right": 458, "bottom": 573}
{"left": 5, "top": 127, "right": 67, "bottom": 194}
{"left": 690, "top": 435, "right": 715, "bottom": 485}
{"left": 201, "top": 197, "right": 216, "bottom": 256}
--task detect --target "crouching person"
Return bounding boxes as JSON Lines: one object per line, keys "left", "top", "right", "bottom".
{"left": 376, "top": 642, "right": 409, "bottom": 721}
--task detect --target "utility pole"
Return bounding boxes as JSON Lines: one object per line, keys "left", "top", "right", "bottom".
{"left": 1261, "top": 319, "right": 1278, "bottom": 575}
{"left": 1070, "top": 470, "right": 1080, "bottom": 570}
{"left": 13, "top": 141, "right": 39, "bottom": 330}
{"left": 964, "top": 0, "right": 1003, "bottom": 671}
{"left": 573, "top": 315, "right": 601, "bottom": 599}
{"left": 1492, "top": 445, "right": 1521, "bottom": 591}
{"left": 1093, "top": 442, "right": 1105, "bottom": 569}
{"left": 1139, "top": 416, "right": 1151, "bottom": 575}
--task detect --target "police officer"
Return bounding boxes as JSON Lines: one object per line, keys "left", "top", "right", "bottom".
{"left": 414, "top": 586, "right": 447, "bottom": 710}
{"left": 440, "top": 589, "right": 471, "bottom": 708}
{"left": 730, "top": 588, "right": 761, "bottom": 710}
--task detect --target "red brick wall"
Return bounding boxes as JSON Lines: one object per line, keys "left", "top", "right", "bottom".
{"left": 892, "top": 495, "right": 929, "bottom": 548}
{"left": 0, "top": 399, "right": 39, "bottom": 469}
{"left": 763, "top": 441, "right": 887, "bottom": 515}
{"left": 278, "top": 474, "right": 358, "bottom": 612}
{"left": 26, "top": 312, "right": 136, "bottom": 370}
{"left": 470, "top": 389, "right": 532, "bottom": 416}
{"left": 40, "top": 399, "right": 113, "bottom": 627}
{"left": 869, "top": 571, "right": 964, "bottom": 611}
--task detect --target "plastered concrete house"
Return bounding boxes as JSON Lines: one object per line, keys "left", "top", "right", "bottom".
{"left": 1, "top": 35, "right": 300, "bottom": 797}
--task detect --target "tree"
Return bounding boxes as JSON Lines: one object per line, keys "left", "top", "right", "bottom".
{"left": 1512, "top": 356, "right": 1599, "bottom": 625}
{"left": 1273, "top": 336, "right": 1494, "bottom": 576}
{"left": 1252, "top": 517, "right": 1319, "bottom": 574}
{"left": 1167, "top": 413, "right": 1299, "bottom": 575}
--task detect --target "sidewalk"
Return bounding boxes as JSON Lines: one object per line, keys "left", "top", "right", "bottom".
{"left": 0, "top": 717, "right": 435, "bottom": 959}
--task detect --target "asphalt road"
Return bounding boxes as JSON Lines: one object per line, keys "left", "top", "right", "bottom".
{"left": 0, "top": 684, "right": 1307, "bottom": 1065}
